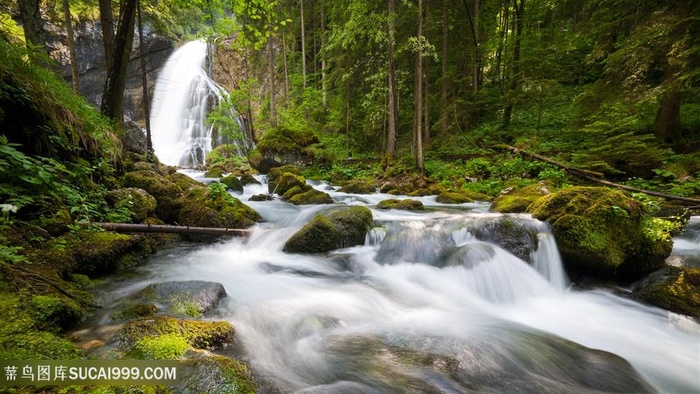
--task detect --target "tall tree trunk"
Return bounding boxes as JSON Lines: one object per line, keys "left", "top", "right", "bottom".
{"left": 300, "top": 0, "right": 307, "bottom": 89}
{"left": 62, "top": 0, "right": 80, "bottom": 92}
{"left": 137, "top": 0, "right": 152, "bottom": 161}
{"left": 423, "top": 58, "right": 431, "bottom": 147}
{"left": 503, "top": 0, "right": 524, "bottom": 127}
{"left": 98, "top": 0, "right": 114, "bottom": 69}
{"left": 473, "top": 0, "right": 480, "bottom": 92}
{"left": 321, "top": 3, "right": 327, "bottom": 110}
{"left": 414, "top": 0, "right": 424, "bottom": 177}
{"left": 268, "top": 35, "right": 277, "bottom": 127}
{"left": 18, "top": 0, "right": 47, "bottom": 55}
{"left": 282, "top": 32, "right": 290, "bottom": 106}
{"left": 100, "top": 0, "right": 137, "bottom": 124}
{"left": 440, "top": 0, "right": 449, "bottom": 136}
{"left": 243, "top": 46, "right": 256, "bottom": 143}
{"left": 387, "top": 0, "right": 398, "bottom": 158}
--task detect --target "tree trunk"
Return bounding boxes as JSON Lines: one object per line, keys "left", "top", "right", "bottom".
{"left": 414, "top": 0, "right": 424, "bottom": 177}
{"left": 62, "top": 0, "right": 80, "bottom": 92}
{"left": 423, "top": 58, "right": 431, "bottom": 147}
{"left": 300, "top": 0, "right": 307, "bottom": 89}
{"left": 268, "top": 35, "right": 277, "bottom": 127}
{"left": 98, "top": 0, "right": 114, "bottom": 69}
{"left": 387, "top": 0, "right": 398, "bottom": 158}
{"left": 473, "top": 0, "right": 480, "bottom": 92}
{"left": 100, "top": 0, "right": 137, "bottom": 124}
{"left": 321, "top": 3, "right": 327, "bottom": 111}
{"left": 503, "top": 0, "right": 524, "bottom": 127}
{"left": 18, "top": 0, "right": 47, "bottom": 55}
{"left": 137, "top": 0, "right": 152, "bottom": 161}
{"left": 440, "top": 0, "right": 449, "bottom": 136}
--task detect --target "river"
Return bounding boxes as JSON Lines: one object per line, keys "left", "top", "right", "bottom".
{"left": 92, "top": 173, "right": 700, "bottom": 393}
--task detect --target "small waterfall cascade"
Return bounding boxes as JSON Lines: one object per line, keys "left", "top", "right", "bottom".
{"left": 150, "top": 39, "right": 247, "bottom": 167}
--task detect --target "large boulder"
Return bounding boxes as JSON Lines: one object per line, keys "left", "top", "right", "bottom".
{"left": 73, "top": 232, "right": 153, "bottom": 275}
{"left": 220, "top": 175, "right": 244, "bottom": 193}
{"left": 122, "top": 170, "right": 185, "bottom": 222}
{"left": 178, "top": 185, "right": 262, "bottom": 229}
{"left": 106, "top": 188, "right": 157, "bottom": 222}
{"left": 436, "top": 190, "right": 489, "bottom": 204}
{"left": 284, "top": 206, "right": 373, "bottom": 254}
{"left": 528, "top": 186, "right": 673, "bottom": 280}
{"left": 469, "top": 217, "right": 539, "bottom": 264}
{"left": 377, "top": 199, "right": 424, "bottom": 211}
{"left": 287, "top": 189, "right": 334, "bottom": 205}
{"left": 491, "top": 182, "right": 554, "bottom": 213}
{"left": 269, "top": 172, "right": 307, "bottom": 195}
{"left": 136, "top": 281, "right": 227, "bottom": 318}
{"left": 631, "top": 267, "right": 700, "bottom": 317}
{"left": 338, "top": 180, "right": 376, "bottom": 194}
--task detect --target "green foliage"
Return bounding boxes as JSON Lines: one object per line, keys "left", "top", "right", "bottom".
{"left": 132, "top": 334, "right": 190, "bottom": 360}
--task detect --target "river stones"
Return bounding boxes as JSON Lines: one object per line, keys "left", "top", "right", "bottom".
{"left": 220, "top": 174, "right": 244, "bottom": 193}
{"left": 631, "top": 266, "right": 700, "bottom": 317}
{"left": 377, "top": 198, "right": 424, "bottom": 210}
{"left": 468, "top": 217, "right": 539, "bottom": 264}
{"left": 178, "top": 353, "right": 256, "bottom": 394}
{"left": 284, "top": 206, "right": 373, "bottom": 254}
{"left": 490, "top": 181, "right": 554, "bottom": 213}
{"left": 134, "top": 280, "right": 227, "bottom": 318}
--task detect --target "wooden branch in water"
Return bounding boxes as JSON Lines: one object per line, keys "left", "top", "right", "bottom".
{"left": 88, "top": 222, "right": 250, "bottom": 236}
{"left": 502, "top": 145, "right": 700, "bottom": 205}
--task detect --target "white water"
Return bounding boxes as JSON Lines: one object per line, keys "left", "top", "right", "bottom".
{"left": 103, "top": 179, "right": 700, "bottom": 392}
{"left": 150, "top": 40, "right": 230, "bottom": 167}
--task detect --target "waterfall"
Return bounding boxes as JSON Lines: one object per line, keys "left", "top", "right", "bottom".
{"left": 150, "top": 40, "right": 246, "bottom": 167}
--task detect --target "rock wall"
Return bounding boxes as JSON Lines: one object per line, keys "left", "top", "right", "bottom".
{"left": 46, "top": 21, "right": 174, "bottom": 125}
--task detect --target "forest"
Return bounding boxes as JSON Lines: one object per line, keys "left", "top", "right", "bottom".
{"left": 0, "top": 0, "right": 699, "bottom": 392}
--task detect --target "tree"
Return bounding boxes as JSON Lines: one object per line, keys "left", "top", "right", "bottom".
{"left": 98, "top": 0, "right": 114, "bottom": 69}
{"left": 387, "top": 0, "right": 398, "bottom": 158}
{"left": 503, "top": 0, "right": 524, "bottom": 127}
{"left": 17, "top": 0, "right": 47, "bottom": 55}
{"left": 414, "top": 0, "right": 424, "bottom": 177}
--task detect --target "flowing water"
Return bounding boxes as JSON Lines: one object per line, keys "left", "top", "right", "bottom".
{"left": 95, "top": 175, "right": 700, "bottom": 393}
{"left": 150, "top": 40, "right": 245, "bottom": 167}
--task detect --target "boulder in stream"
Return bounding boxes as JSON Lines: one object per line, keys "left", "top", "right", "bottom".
{"left": 631, "top": 266, "right": 700, "bottom": 317}
{"left": 284, "top": 206, "right": 373, "bottom": 254}
{"left": 490, "top": 181, "right": 554, "bottom": 213}
{"left": 137, "top": 280, "right": 227, "bottom": 317}
{"left": 377, "top": 198, "right": 424, "bottom": 210}
{"left": 220, "top": 174, "right": 244, "bottom": 193}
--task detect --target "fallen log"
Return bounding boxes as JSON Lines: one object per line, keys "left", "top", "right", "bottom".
{"left": 501, "top": 145, "right": 700, "bottom": 205}
{"left": 87, "top": 222, "right": 250, "bottom": 236}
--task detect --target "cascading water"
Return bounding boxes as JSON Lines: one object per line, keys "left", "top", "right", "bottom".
{"left": 150, "top": 40, "right": 247, "bottom": 167}
{"left": 89, "top": 179, "right": 700, "bottom": 393}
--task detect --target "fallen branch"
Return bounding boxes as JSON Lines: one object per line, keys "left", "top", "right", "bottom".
{"left": 87, "top": 222, "right": 250, "bottom": 236}
{"left": 502, "top": 145, "right": 700, "bottom": 205}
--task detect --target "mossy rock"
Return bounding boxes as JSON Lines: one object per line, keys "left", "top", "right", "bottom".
{"left": 179, "top": 353, "right": 256, "bottom": 394}
{"left": 287, "top": 189, "right": 334, "bottom": 205}
{"left": 436, "top": 191, "right": 482, "bottom": 204}
{"left": 339, "top": 180, "right": 377, "bottom": 194}
{"left": 203, "top": 163, "right": 227, "bottom": 178}
{"left": 169, "top": 171, "right": 203, "bottom": 192}
{"left": 221, "top": 175, "right": 244, "bottom": 193}
{"left": 240, "top": 174, "right": 261, "bottom": 186}
{"left": 249, "top": 194, "right": 274, "bottom": 202}
{"left": 32, "top": 208, "right": 72, "bottom": 236}
{"left": 106, "top": 188, "right": 157, "bottom": 222}
{"left": 491, "top": 182, "right": 554, "bottom": 213}
{"left": 377, "top": 199, "right": 425, "bottom": 211}
{"left": 631, "top": 267, "right": 700, "bottom": 317}
{"left": 73, "top": 231, "right": 153, "bottom": 275}
{"left": 528, "top": 186, "right": 672, "bottom": 280}
{"left": 110, "top": 303, "right": 158, "bottom": 321}
{"left": 113, "top": 316, "right": 235, "bottom": 351}
{"left": 137, "top": 281, "right": 227, "bottom": 318}
{"left": 28, "top": 294, "right": 87, "bottom": 332}
{"left": 257, "top": 126, "right": 318, "bottom": 157}
{"left": 123, "top": 170, "right": 185, "bottom": 222}
{"left": 281, "top": 185, "right": 305, "bottom": 200}
{"left": 267, "top": 164, "right": 301, "bottom": 183}
{"left": 178, "top": 187, "right": 262, "bottom": 229}
{"left": 269, "top": 172, "right": 307, "bottom": 195}
{"left": 284, "top": 206, "right": 373, "bottom": 253}
{"left": 408, "top": 188, "right": 433, "bottom": 197}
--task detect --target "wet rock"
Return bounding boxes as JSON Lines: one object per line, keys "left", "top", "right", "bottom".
{"left": 528, "top": 186, "right": 672, "bottom": 281}
{"left": 491, "top": 181, "right": 554, "bottom": 213}
{"left": 249, "top": 193, "right": 274, "bottom": 201}
{"left": 73, "top": 232, "right": 152, "bottom": 275}
{"left": 469, "top": 217, "right": 538, "bottom": 263}
{"left": 436, "top": 191, "right": 479, "bottom": 204}
{"left": 178, "top": 352, "right": 256, "bottom": 394}
{"left": 112, "top": 316, "right": 235, "bottom": 352}
{"left": 221, "top": 174, "right": 244, "bottom": 193}
{"left": 269, "top": 172, "right": 308, "bottom": 195}
{"left": 122, "top": 170, "right": 185, "bottom": 222}
{"left": 110, "top": 303, "right": 158, "bottom": 322}
{"left": 106, "top": 188, "right": 157, "bottom": 222}
{"left": 178, "top": 186, "right": 262, "bottom": 230}
{"left": 137, "top": 280, "right": 227, "bottom": 317}
{"left": 339, "top": 180, "right": 376, "bottom": 194}
{"left": 284, "top": 206, "right": 373, "bottom": 254}
{"left": 377, "top": 199, "right": 424, "bottom": 211}
{"left": 631, "top": 266, "right": 700, "bottom": 317}
{"left": 287, "top": 189, "right": 334, "bottom": 205}
{"left": 240, "top": 174, "right": 261, "bottom": 186}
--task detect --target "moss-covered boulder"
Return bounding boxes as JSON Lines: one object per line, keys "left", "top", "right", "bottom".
{"left": 113, "top": 316, "right": 235, "bottom": 352}
{"left": 203, "top": 163, "right": 226, "bottom": 178}
{"left": 269, "top": 172, "right": 307, "bottom": 195}
{"left": 284, "top": 206, "right": 373, "bottom": 253}
{"left": 491, "top": 182, "right": 554, "bottom": 213}
{"left": 377, "top": 199, "right": 425, "bottom": 211}
{"left": 249, "top": 193, "right": 274, "bottom": 201}
{"left": 136, "top": 281, "right": 227, "bottom": 318}
{"left": 110, "top": 303, "right": 158, "bottom": 322}
{"left": 240, "top": 174, "right": 261, "bottom": 186}
{"left": 267, "top": 164, "right": 301, "bottom": 183}
{"left": 106, "top": 188, "right": 157, "bottom": 222}
{"left": 73, "top": 231, "right": 153, "bottom": 275}
{"left": 221, "top": 175, "right": 244, "bottom": 193}
{"left": 170, "top": 171, "right": 204, "bottom": 192}
{"left": 178, "top": 353, "right": 256, "bottom": 394}
{"left": 287, "top": 188, "right": 334, "bottom": 205}
{"left": 178, "top": 185, "right": 262, "bottom": 229}
{"left": 436, "top": 190, "right": 489, "bottom": 204}
{"left": 528, "top": 186, "right": 673, "bottom": 280}
{"left": 122, "top": 170, "right": 185, "bottom": 222}
{"left": 254, "top": 127, "right": 319, "bottom": 172}
{"left": 468, "top": 217, "right": 539, "bottom": 263}
{"left": 339, "top": 179, "right": 377, "bottom": 194}
{"left": 631, "top": 267, "right": 700, "bottom": 317}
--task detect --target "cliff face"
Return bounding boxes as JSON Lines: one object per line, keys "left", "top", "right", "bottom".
{"left": 46, "top": 21, "right": 174, "bottom": 125}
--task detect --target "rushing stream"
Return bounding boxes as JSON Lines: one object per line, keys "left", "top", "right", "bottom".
{"left": 94, "top": 174, "right": 700, "bottom": 393}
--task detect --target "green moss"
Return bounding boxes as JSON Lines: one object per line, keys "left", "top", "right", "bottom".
{"left": 132, "top": 333, "right": 191, "bottom": 359}
{"left": 115, "top": 316, "right": 235, "bottom": 351}
{"left": 491, "top": 182, "right": 555, "bottom": 213}
{"left": 203, "top": 164, "right": 225, "bottom": 178}
{"left": 169, "top": 172, "right": 202, "bottom": 192}
{"left": 177, "top": 187, "right": 262, "bottom": 229}
{"left": 122, "top": 170, "right": 185, "bottom": 222}
{"left": 29, "top": 294, "right": 86, "bottom": 332}
{"left": 267, "top": 165, "right": 301, "bottom": 184}
{"left": 284, "top": 207, "right": 372, "bottom": 253}
{"left": 377, "top": 199, "right": 424, "bottom": 211}
{"left": 287, "top": 189, "right": 334, "bottom": 205}
{"left": 528, "top": 186, "right": 670, "bottom": 280}
{"left": 110, "top": 303, "right": 158, "bottom": 321}
{"left": 281, "top": 185, "right": 304, "bottom": 200}
{"left": 339, "top": 180, "right": 376, "bottom": 194}
{"left": 106, "top": 188, "right": 157, "bottom": 223}
{"left": 221, "top": 175, "right": 244, "bottom": 193}
{"left": 73, "top": 231, "right": 152, "bottom": 275}
{"left": 180, "top": 355, "right": 256, "bottom": 394}
{"left": 633, "top": 267, "right": 700, "bottom": 317}
{"left": 257, "top": 126, "right": 318, "bottom": 154}
{"left": 269, "top": 172, "right": 307, "bottom": 195}
{"left": 283, "top": 215, "right": 338, "bottom": 253}
{"left": 240, "top": 174, "right": 261, "bottom": 186}
{"left": 435, "top": 191, "right": 475, "bottom": 204}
